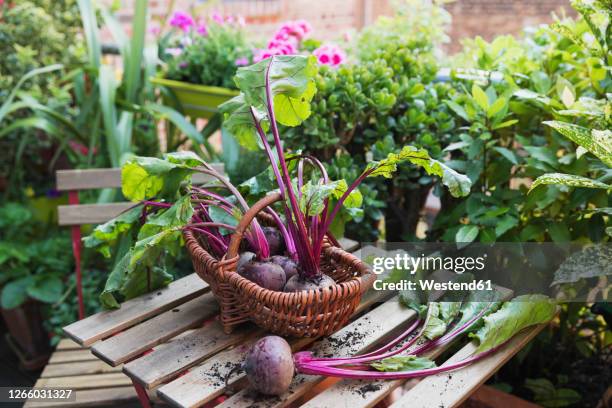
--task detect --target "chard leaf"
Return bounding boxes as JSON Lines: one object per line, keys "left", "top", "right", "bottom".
{"left": 232, "top": 55, "right": 318, "bottom": 127}
{"left": 543, "top": 121, "right": 612, "bottom": 167}
{"left": 83, "top": 204, "right": 143, "bottom": 258}
{"left": 552, "top": 244, "right": 612, "bottom": 285}
{"left": 454, "top": 290, "right": 504, "bottom": 333}
{"left": 530, "top": 173, "right": 610, "bottom": 191}
{"left": 365, "top": 146, "right": 472, "bottom": 197}
{"left": 99, "top": 196, "right": 194, "bottom": 308}
{"left": 121, "top": 154, "right": 200, "bottom": 201}
{"left": 371, "top": 355, "right": 436, "bottom": 372}
{"left": 220, "top": 95, "right": 269, "bottom": 151}
{"left": 299, "top": 179, "right": 363, "bottom": 216}
{"left": 470, "top": 294, "right": 556, "bottom": 353}
{"left": 422, "top": 302, "right": 462, "bottom": 340}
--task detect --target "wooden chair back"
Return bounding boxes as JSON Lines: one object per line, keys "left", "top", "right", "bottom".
{"left": 55, "top": 164, "right": 225, "bottom": 318}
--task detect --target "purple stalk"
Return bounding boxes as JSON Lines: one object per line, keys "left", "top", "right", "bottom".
{"left": 411, "top": 303, "right": 496, "bottom": 356}
{"left": 266, "top": 207, "right": 297, "bottom": 260}
{"left": 294, "top": 341, "right": 507, "bottom": 379}
{"left": 307, "top": 318, "right": 422, "bottom": 365}
{"left": 143, "top": 200, "right": 173, "bottom": 208}
{"left": 263, "top": 60, "right": 318, "bottom": 277}
{"left": 306, "top": 319, "right": 425, "bottom": 367}
{"left": 186, "top": 227, "right": 228, "bottom": 256}
{"left": 193, "top": 168, "right": 269, "bottom": 259}
{"left": 314, "top": 168, "right": 374, "bottom": 260}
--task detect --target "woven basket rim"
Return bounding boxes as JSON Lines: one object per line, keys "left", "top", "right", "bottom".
{"left": 183, "top": 228, "right": 373, "bottom": 299}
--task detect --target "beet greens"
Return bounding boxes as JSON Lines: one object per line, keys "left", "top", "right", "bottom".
{"left": 220, "top": 54, "right": 472, "bottom": 281}
{"left": 243, "top": 294, "right": 556, "bottom": 395}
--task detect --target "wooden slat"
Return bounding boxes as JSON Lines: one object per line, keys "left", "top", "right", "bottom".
{"left": 56, "top": 338, "right": 83, "bottom": 351}
{"left": 92, "top": 293, "right": 219, "bottom": 366}
{"left": 58, "top": 202, "right": 134, "bottom": 226}
{"left": 47, "top": 349, "right": 98, "bottom": 364}
{"left": 23, "top": 386, "right": 137, "bottom": 407}
{"left": 298, "top": 287, "right": 514, "bottom": 408}
{"left": 41, "top": 360, "right": 123, "bottom": 378}
{"left": 216, "top": 297, "right": 421, "bottom": 408}
{"left": 390, "top": 324, "right": 547, "bottom": 408}
{"left": 124, "top": 323, "right": 254, "bottom": 389}
{"left": 64, "top": 273, "right": 208, "bottom": 347}
{"left": 35, "top": 372, "right": 132, "bottom": 390}
{"left": 157, "top": 292, "right": 401, "bottom": 408}
{"left": 56, "top": 164, "right": 224, "bottom": 191}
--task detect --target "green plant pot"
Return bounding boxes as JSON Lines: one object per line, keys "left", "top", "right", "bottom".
{"left": 150, "top": 77, "right": 238, "bottom": 119}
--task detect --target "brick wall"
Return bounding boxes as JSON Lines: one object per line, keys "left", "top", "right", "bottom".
{"left": 444, "top": 0, "right": 575, "bottom": 51}
{"left": 105, "top": 0, "right": 575, "bottom": 50}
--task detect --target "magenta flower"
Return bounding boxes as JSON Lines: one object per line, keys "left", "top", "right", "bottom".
{"left": 235, "top": 57, "right": 249, "bottom": 66}
{"left": 179, "top": 61, "right": 188, "bottom": 69}
{"left": 211, "top": 11, "right": 224, "bottom": 25}
{"left": 169, "top": 11, "right": 194, "bottom": 32}
{"left": 313, "top": 43, "right": 346, "bottom": 67}
{"left": 196, "top": 23, "right": 208, "bottom": 36}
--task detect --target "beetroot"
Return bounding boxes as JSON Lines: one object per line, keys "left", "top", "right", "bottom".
{"left": 262, "top": 227, "right": 285, "bottom": 255}
{"left": 239, "top": 261, "right": 286, "bottom": 291}
{"left": 236, "top": 251, "right": 256, "bottom": 272}
{"left": 244, "top": 336, "right": 294, "bottom": 395}
{"left": 284, "top": 274, "right": 335, "bottom": 292}
{"left": 270, "top": 255, "right": 299, "bottom": 280}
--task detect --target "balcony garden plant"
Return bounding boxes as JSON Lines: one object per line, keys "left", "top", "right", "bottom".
{"left": 85, "top": 54, "right": 472, "bottom": 337}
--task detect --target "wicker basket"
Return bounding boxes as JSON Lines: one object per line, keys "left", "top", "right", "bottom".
{"left": 184, "top": 192, "right": 375, "bottom": 337}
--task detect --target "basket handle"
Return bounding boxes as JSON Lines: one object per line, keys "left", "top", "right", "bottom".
{"left": 226, "top": 192, "right": 283, "bottom": 261}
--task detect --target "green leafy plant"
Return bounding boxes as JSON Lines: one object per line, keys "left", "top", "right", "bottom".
{"left": 159, "top": 12, "right": 253, "bottom": 89}
{"left": 0, "top": 202, "right": 69, "bottom": 309}
{"left": 283, "top": 0, "right": 456, "bottom": 241}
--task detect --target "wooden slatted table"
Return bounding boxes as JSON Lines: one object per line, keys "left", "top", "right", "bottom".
{"left": 35, "top": 239, "right": 546, "bottom": 408}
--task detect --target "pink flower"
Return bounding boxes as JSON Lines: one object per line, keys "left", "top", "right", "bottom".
{"left": 148, "top": 23, "right": 161, "bottom": 36}
{"left": 313, "top": 43, "right": 346, "bottom": 67}
{"left": 235, "top": 57, "right": 249, "bottom": 66}
{"left": 275, "top": 20, "right": 312, "bottom": 42}
{"left": 169, "top": 11, "right": 194, "bottom": 32}
{"left": 211, "top": 11, "right": 224, "bottom": 25}
{"left": 196, "top": 23, "right": 208, "bottom": 36}
{"left": 267, "top": 39, "right": 297, "bottom": 53}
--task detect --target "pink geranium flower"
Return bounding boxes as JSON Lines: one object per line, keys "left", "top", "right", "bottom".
{"left": 196, "top": 23, "right": 208, "bottom": 36}
{"left": 211, "top": 11, "right": 224, "bottom": 25}
{"left": 313, "top": 43, "right": 346, "bottom": 67}
{"left": 169, "top": 11, "right": 194, "bottom": 32}
{"left": 235, "top": 57, "right": 249, "bottom": 66}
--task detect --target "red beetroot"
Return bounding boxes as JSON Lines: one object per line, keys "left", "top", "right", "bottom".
{"left": 283, "top": 274, "right": 335, "bottom": 292}
{"left": 244, "top": 336, "right": 294, "bottom": 395}
{"left": 270, "top": 255, "right": 299, "bottom": 280}
{"left": 239, "top": 261, "right": 286, "bottom": 291}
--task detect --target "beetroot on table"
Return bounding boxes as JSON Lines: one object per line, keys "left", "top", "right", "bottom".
{"left": 244, "top": 336, "right": 295, "bottom": 395}
{"left": 239, "top": 261, "right": 286, "bottom": 291}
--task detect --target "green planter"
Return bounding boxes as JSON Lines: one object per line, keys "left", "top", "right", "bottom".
{"left": 150, "top": 77, "right": 238, "bottom": 119}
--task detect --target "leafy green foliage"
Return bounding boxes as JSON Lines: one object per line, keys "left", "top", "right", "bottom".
{"left": 161, "top": 22, "right": 253, "bottom": 89}
{"left": 371, "top": 355, "right": 436, "bottom": 372}
{"left": 366, "top": 146, "right": 472, "bottom": 197}
{"left": 0, "top": 202, "right": 71, "bottom": 309}
{"left": 470, "top": 295, "right": 556, "bottom": 353}
{"left": 277, "top": 1, "right": 454, "bottom": 241}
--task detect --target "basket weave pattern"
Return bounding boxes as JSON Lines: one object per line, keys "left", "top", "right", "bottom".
{"left": 184, "top": 192, "right": 374, "bottom": 337}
